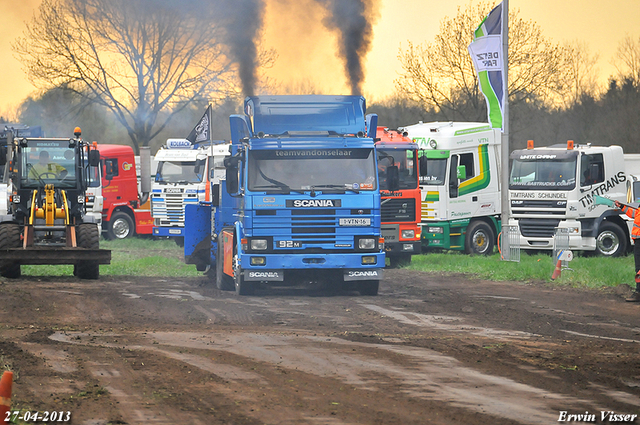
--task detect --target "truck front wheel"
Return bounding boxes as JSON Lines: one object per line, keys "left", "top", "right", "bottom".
{"left": 0, "top": 223, "right": 22, "bottom": 278}
{"left": 595, "top": 222, "right": 627, "bottom": 257}
{"left": 106, "top": 212, "right": 134, "bottom": 240}
{"left": 465, "top": 221, "right": 495, "bottom": 255}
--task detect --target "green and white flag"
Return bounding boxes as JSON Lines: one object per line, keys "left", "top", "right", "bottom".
{"left": 468, "top": 2, "right": 505, "bottom": 130}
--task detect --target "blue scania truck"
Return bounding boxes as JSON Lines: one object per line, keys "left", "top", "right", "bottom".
{"left": 183, "top": 95, "right": 385, "bottom": 295}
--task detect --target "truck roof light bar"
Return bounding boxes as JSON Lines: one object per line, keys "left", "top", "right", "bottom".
{"left": 567, "top": 140, "right": 574, "bottom": 150}
{"left": 527, "top": 140, "right": 534, "bottom": 149}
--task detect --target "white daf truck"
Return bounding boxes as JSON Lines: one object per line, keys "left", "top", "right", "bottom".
{"left": 401, "top": 122, "right": 502, "bottom": 255}
{"left": 150, "top": 139, "right": 229, "bottom": 243}
{"left": 509, "top": 141, "right": 640, "bottom": 257}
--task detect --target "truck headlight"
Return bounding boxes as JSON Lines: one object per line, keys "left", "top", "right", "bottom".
{"left": 401, "top": 229, "right": 415, "bottom": 239}
{"left": 358, "top": 238, "right": 376, "bottom": 250}
{"left": 12, "top": 195, "right": 20, "bottom": 204}
{"left": 427, "top": 226, "right": 443, "bottom": 234}
{"left": 250, "top": 239, "right": 268, "bottom": 250}
{"left": 77, "top": 195, "right": 85, "bottom": 204}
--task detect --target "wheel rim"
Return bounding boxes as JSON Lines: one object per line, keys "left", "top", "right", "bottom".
{"left": 472, "top": 230, "right": 489, "bottom": 254}
{"left": 596, "top": 230, "right": 620, "bottom": 256}
{"left": 112, "top": 218, "right": 131, "bottom": 239}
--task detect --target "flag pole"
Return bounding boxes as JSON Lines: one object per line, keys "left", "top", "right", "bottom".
{"left": 500, "top": 0, "right": 510, "bottom": 260}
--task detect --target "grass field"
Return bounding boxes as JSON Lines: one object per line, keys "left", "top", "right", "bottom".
{"left": 22, "top": 237, "right": 201, "bottom": 278}
{"left": 410, "top": 250, "right": 634, "bottom": 289}
{"left": 18, "top": 238, "right": 635, "bottom": 290}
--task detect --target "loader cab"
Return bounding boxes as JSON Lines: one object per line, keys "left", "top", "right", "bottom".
{"left": 17, "top": 139, "right": 80, "bottom": 190}
{"left": 10, "top": 136, "right": 98, "bottom": 224}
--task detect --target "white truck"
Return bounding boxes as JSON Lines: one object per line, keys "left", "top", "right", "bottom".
{"left": 509, "top": 141, "right": 640, "bottom": 257}
{"left": 401, "top": 122, "right": 502, "bottom": 255}
{"left": 150, "top": 138, "right": 229, "bottom": 243}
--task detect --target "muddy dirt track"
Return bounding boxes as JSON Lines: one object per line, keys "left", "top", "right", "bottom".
{"left": 1, "top": 269, "right": 640, "bottom": 425}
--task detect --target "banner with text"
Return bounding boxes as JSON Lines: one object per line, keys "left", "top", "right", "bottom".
{"left": 468, "top": 2, "right": 505, "bottom": 130}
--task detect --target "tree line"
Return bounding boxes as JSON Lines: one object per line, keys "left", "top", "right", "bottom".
{"left": 5, "top": 0, "right": 640, "bottom": 154}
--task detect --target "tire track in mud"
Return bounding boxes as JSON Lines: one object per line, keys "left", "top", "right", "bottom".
{"left": 49, "top": 330, "right": 592, "bottom": 424}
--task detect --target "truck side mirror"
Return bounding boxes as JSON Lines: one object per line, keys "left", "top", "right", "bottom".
{"left": 419, "top": 155, "right": 428, "bottom": 177}
{"left": 387, "top": 165, "right": 400, "bottom": 191}
{"left": 457, "top": 165, "right": 466, "bottom": 180}
{"left": 211, "top": 183, "right": 220, "bottom": 207}
{"left": 89, "top": 150, "right": 100, "bottom": 167}
{"left": 225, "top": 166, "right": 239, "bottom": 194}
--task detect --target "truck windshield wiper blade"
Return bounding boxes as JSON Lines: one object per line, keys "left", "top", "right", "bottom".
{"left": 253, "top": 184, "right": 304, "bottom": 194}
{"left": 310, "top": 184, "right": 359, "bottom": 194}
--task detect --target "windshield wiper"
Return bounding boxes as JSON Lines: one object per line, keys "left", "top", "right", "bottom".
{"left": 253, "top": 184, "right": 304, "bottom": 194}
{"left": 309, "top": 184, "right": 359, "bottom": 194}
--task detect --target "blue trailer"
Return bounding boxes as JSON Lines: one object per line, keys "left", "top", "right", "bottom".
{"left": 184, "top": 95, "right": 385, "bottom": 295}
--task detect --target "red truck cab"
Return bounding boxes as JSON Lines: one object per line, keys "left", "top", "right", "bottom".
{"left": 375, "top": 127, "right": 422, "bottom": 267}
{"left": 98, "top": 144, "right": 153, "bottom": 239}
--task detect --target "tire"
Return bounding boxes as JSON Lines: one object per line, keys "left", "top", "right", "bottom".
{"left": 216, "top": 234, "right": 234, "bottom": 291}
{"left": 0, "top": 223, "right": 22, "bottom": 278}
{"left": 595, "top": 222, "right": 627, "bottom": 257}
{"left": 106, "top": 212, "right": 134, "bottom": 240}
{"left": 465, "top": 221, "right": 495, "bottom": 255}
{"left": 76, "top": 223, "right": 100, "bottom": 279}
{"left": 388, "top": 254, "right": 411, "bottom": 268}
{"left": 359, "top": 280, "right": 379, "bottom": 296}
{"left": 233, "top": 242, "right": 254, "bottom": 296}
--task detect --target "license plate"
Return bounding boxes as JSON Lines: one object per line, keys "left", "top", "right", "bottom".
{"left": 169, "top": 229, "right": 182, "bottom": 235}
{"left": 339, "top": 218, "right": 371, "bottom": 226}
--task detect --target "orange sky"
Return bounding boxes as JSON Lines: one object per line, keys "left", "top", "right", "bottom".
{"left": 1, "top": 0, "right": 639, "bottom": 117}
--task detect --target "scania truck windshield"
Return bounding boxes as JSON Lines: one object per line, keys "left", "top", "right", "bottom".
{"left": 248, "top": 148, "right": 377, "bottom": 192}
{"left": 155, "top": 158, "right": 206, "bottom": 183}
{"left": 510, "top": 152, "right": 578, "bottom": 190}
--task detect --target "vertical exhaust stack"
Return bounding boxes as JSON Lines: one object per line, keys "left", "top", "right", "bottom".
{"left": 139, "top": 146, "right": 151, "bottom": 205}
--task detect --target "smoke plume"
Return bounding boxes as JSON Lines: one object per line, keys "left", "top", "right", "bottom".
{"left": 217, "top": 0, "right": 265, "bottom": 97}
{"left": 315, "top": 0, "right": 379, "bottom": 95}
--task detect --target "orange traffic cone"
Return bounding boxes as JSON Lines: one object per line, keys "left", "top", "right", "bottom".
{"left": 551, "top": 259, "right": 562, "bottom": 280}
{"left": 0, "top": 371, "right": 13, "bottom": 419}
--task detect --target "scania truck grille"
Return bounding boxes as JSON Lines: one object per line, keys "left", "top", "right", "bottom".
{"left": 155, "top": 194, "right": 185, "bottom": 223}
{"left": 253, "top": 208, "right": 373, "bottom": 246}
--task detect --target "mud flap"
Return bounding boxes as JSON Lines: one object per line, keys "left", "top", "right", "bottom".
{"left": 184, "top": 203, "right": 211, "bottom": 265}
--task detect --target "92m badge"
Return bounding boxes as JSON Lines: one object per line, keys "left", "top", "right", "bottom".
{"left": 277, "top": 241, "right": 302, "bottom": 248}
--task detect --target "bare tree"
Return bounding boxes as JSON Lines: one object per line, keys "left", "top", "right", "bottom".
{"left": 562, "top": 40, "right": 600, "bottom": 107}
{"left": 613, "top": 35, "right": 640, "bottom": 86}
{"left": 395, "top": 2, "right": 576, "bottom": 120}
{"left": 14, "top": 0, "right": 237, "bottom": 153}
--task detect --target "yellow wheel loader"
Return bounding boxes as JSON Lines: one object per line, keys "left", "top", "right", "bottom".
{"left": 0, "top": 128, "right": 110, "bottom": 279}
